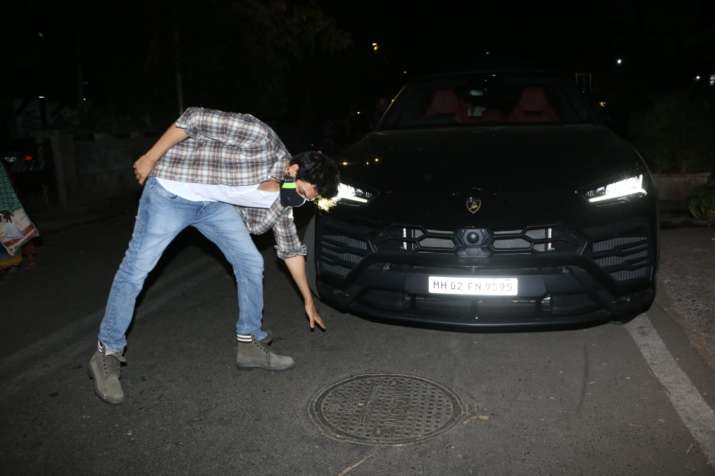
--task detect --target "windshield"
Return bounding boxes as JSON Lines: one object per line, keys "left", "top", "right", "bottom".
{"left": 378, "top": 73, "right": 596, "bottom": 130}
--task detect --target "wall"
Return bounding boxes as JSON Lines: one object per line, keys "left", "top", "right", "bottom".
{"left": 73, "top": 134, "right": 155, "bottom": 201}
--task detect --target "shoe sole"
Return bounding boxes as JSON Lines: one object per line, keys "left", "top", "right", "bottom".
{"left": 236, "top": 362, "right": 295, "bottom": 371}
{"left": 87, "top": 360, "right": 124, "bottom": 405}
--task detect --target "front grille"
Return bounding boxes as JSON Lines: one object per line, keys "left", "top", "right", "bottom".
{"left": 317, "top": 218, "right": 653, "bottom": 286}
{"left": 590, "top": 235, "right": 650, "bottom": 282}
{"left": 493, "top": 238, "right": 532, "bottom": 250}
{"left": 374, "top": 225, "right": 580, "bottom": 255}
{"left": 374, "top": 227, "right": 457, "bottom": 252}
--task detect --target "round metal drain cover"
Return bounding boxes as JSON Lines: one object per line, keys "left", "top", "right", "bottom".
{"left": 309, "top": 373, "right": 464, "bottom": 446}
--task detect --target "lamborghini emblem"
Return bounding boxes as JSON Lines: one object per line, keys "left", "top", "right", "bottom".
{"left": 466, "top": 196, "right": 482, "bottom": 214}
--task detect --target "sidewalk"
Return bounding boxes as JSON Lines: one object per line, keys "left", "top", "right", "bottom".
{"left": 657, "top": 225, "right": 715, "bottom": 371}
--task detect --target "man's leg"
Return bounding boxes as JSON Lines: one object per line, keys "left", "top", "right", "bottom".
{"left": 193, "top": 203, "right": 294, "bottom": 370}
{"left": 193, "top": 202, "right": 266, "bottom": 339}
{"left": 99, "top": 178, "right": 192, "bottom": 351}
{"left": 91, "top": 178, "right": 193, "bottom": 403}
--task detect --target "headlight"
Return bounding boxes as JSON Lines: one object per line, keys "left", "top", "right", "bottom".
{"left": 583, "top": 174, "right": 647, "bottom": 204}
{"left": 336, "top": 182, "right": 374, "bottom": 205}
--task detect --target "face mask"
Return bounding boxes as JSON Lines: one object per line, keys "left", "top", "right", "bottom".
{"left": 280, "top": 177, "right": 307, "bottom": 208}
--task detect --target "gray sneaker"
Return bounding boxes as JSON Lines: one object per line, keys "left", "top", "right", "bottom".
{"left": 236, "top": 338, "right": 295, "bottom": 371}
{"left": 238, "top": 331, "right": 273, "bottom": 345}
{"left": 258, "top": 330, "right": 273, "bottom": 345}
{"left": 88, "top": 349, "right": 126, "bottom": 404}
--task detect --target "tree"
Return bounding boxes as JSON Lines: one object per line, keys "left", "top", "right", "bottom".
{"left": 176, "top": 0, "right": 352, "bottom": 122}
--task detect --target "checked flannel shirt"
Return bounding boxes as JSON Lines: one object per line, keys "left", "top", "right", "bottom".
{"left": 150, "top": 107, "right": 307, "bottom": 259}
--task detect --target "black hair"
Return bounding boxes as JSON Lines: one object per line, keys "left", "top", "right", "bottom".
{"left": 289, "top": 151, "right": 340, "bottom": 199}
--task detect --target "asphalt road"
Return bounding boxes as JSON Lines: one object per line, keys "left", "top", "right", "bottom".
{"left": 1, "top": 211, "right": 714, "bottom": 475}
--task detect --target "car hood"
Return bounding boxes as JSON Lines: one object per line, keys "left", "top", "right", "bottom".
{"left": 333, "top": 125, "right": 645, "bottom": 227}
{"left": 339, "top": 124, "right": 641, "bottom": 192}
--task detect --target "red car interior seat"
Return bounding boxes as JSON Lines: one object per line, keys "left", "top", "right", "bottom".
{"left": 424, "top": 89, "right": 468, "bottom": 122}
{"left": 507, "top": 86, "right": 560, "bottom": 123}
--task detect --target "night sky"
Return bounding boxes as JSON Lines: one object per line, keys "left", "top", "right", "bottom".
{"left": 325, "top": 1, "right": 713, "bottom": 70}
{"left": 2, "top": 1, "right": 714, "bottom": 134}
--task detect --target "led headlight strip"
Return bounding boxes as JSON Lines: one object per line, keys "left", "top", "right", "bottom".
{"left": 336, "top": 183, "right": 373, "bottom": 204}
{"left": 585, "top": 174, "right": 647, "bottom": 203}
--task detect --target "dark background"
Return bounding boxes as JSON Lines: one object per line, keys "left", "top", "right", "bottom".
{"left": 2, "top": 1, "right": 714, "bottom": 148}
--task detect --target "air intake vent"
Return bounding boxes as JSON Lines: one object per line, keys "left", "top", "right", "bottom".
{"left": 318, "top": 228, "right": 371, "bottom": 279}
{"left": 591, "top": 235, "right": 650, "bottom": 282}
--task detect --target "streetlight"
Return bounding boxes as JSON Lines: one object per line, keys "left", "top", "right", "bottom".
{"left": 371, "top": 42, "right": 380, "bottom": 52}
{"left": 616, "top": 58, "right": 623, "bottom": 65}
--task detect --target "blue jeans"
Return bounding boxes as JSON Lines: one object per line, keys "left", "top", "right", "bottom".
{"left": 98, "top": 177, "right": 266, "bottom": 353}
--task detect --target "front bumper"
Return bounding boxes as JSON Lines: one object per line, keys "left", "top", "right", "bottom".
{"left": 312, "top": 214, "right": 657, "bottom": 329}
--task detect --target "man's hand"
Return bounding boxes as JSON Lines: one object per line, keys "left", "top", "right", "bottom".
{"left": 133, "top": 154, "right": 155, "bottom": 185}
{"left": 283, "top": 255, "right": 326, "bottom": 332}
{"left": 305, "top": 300, "right": 326, "bottom": 330}
{"left": 131, "top": 123, "right": 189, "bottom": 185}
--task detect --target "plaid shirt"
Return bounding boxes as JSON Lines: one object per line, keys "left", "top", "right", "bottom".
{"left": 151, "top": 107, "right": 307, "bottom": 259}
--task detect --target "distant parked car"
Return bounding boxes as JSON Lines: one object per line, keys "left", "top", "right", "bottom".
{"left": 1, "top": 138, "right": 52, "bottom": 206}
{"left": 305, "top": 70, "right": 658, "bottom": 329}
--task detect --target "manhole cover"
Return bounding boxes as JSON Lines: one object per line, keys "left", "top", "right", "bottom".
{"left": 309, "top": 373, "right": 464, "bottom": 446}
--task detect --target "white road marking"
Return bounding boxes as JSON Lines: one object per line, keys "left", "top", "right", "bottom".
{"left": 626, "top": 313, "right": 715, "bottom": 466}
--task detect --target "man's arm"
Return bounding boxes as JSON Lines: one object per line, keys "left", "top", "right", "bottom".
{"left": 267, "top": 208, "right": 325, "bottom": 330}
{"left": 284, "top": 255, "right": 325, "bottom": 330}
{"left": 133, "top": 124, "right": 188, "bottom": 184}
